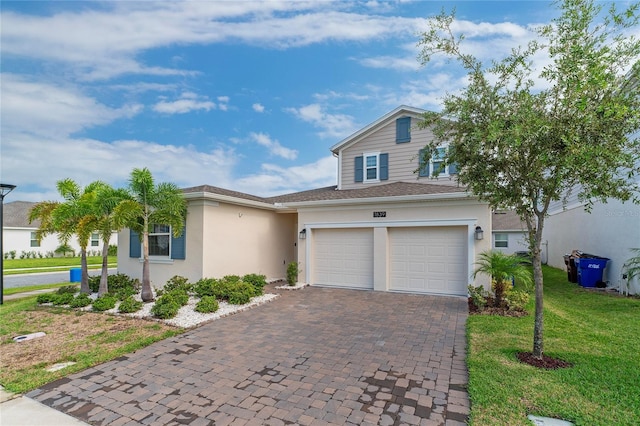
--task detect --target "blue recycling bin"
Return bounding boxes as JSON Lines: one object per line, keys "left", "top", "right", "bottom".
{"left": 70, "top": 268, "right": 82, "bottom": 283}
{"left": 576, "top": 256, "right": 609, "bottom": 288}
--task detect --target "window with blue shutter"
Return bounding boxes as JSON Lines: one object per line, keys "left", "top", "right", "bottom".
{"left": 379, "top": 153, "right": 389, "bottom": 180}
{"left": 396, "top": 117, "right": 411, "bottom": 143}
{"left": 418, "top": 148, "right": 430, "bottom": 177}
{"left": 129, "top": 229, "right": 141, "bottom": 258}
{"left": 355, "top": 156, "right": 364, "bottom": 182}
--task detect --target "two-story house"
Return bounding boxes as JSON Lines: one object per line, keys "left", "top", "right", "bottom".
{"left": 117, "top": 106, "right": 492, "bottom": 296}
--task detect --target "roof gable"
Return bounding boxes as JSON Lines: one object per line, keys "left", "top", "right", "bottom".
{"left": 330, "top": 105, "right": 427, "bottom": 154}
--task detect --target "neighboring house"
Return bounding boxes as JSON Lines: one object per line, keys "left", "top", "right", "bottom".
{"left": 118, "top": 105, "right": 493, "bottom": 296}
{"left": 2, "top": 201, "right": 117, "bottom": 257}
{"left": 491, "top": 211, "right": 532, "bottom": 256}
{"left": 544, "top": 72, "right": 640, "bottom": 294}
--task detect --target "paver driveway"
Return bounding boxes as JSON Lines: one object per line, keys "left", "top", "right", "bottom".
{"left": 27, "top": 286, "right": 470, "bottom": 425}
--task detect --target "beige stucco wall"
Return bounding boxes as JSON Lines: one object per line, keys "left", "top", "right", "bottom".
{"left": 295, "top": 197, "right": 492, "bottom": 292}
{"left": 117, "top": 198, "right": 296, "bottom": 289}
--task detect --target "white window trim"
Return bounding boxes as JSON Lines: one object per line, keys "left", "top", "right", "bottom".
{"left": 148, "top": 225, "right": 172, "bottom": 259}
{"left": 30, "top": 231, "right": 40, "bottom": 248}
{"left": 431, "top": 146, "right": 449, "bottom": 177}
{"left": 494, "top": 233, "right": 508, "bottom": 248}
{"left": 90, "top": 232, "right": 100, "bottom": 247}
{"left": 363, "top": 152, "right": 380, "bottom": 183}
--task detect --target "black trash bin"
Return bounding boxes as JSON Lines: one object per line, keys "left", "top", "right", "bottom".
{"left": 563, "top": 251, "right": 580, "bottom": 283}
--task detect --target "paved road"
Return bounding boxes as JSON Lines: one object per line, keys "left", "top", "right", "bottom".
{"left": 2, "top": 268, "right": 117, "bottom": 289}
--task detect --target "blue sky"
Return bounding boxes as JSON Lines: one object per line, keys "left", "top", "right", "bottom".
{"left": 1, "top": 1, "right": 632, "bottom": 202}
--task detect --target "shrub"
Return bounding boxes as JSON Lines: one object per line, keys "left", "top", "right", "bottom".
{"left": 57, "top": 285, "right": 78, "bottom": 295}
{"left": 504, "top": 289, "right": 530, "bottom": 312}
{"left": 52, "top": 292, "right": 75, "bottom": 305}
{"left": 108, "top": 244, "right": 118, "bottom": 256}
{"left": 92, "top": 295, "right": 117, "bottom": 312}
{"left": 195, "top": 296, "right": 219, "bottom": 313}
{"left": 222, "top": 275, "right": 241, "bottom": 284}
{"left": 193, "top": 278, "right": 218, "bottom": 298}
{"left": 286, "top": 262, "right": 299, "bottom": 286}
{"left": 165, "top": 289, "right": 189, "bottom": 306}
{"left": 36, "top": 293, "right": 56, "bottom": 304}
{"left": 88, "top": 273, "right": 140, "bottom": 299}
{"left": 468, "top": 285, "right": 488, "bottom": 310}
{"left": 164, "top": 275, "right": 193, "bottom": 294}
{"left": 243, "top": 273, "right": 267, "bottom": 296}
{"left": 70, "top": 293, "right": 92, "bottom": 308}
{"left": 151, "top": 295, "right": 181, "bottom": 319}
{"left": 227, "top": 282, "right": 255, "bottom": 305}
{"left": 118, "top": 296, "right": 143, "bottom": 313}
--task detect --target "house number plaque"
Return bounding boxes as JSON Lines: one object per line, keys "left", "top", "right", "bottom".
{"left": 373, "top": 211, "right": 386, "bottom": 218}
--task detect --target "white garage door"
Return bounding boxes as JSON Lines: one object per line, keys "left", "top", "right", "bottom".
{"left": 313, "top": 228, "right": 374, "bottom": 289}
{"left": 389, "top": 226, "right": 468, "bottom": 296}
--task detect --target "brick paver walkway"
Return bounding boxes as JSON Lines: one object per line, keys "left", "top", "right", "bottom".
{"left": 27, "top": 286, "right": 469, "bottom": 425}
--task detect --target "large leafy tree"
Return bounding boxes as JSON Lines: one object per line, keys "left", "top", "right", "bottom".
{"left": 417, "top": 0, "right": 640, "bottom": 359}
{"left": 115, "top": 168, "right": 187, "bottom": 302}
{"left": 29, "top": 179, "right": 104, "bottom": 294}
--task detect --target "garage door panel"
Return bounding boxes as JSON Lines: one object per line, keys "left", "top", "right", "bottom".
{"left": 390, "top": 227, "right": 467, "bottom": 296}
{"left": 313, "top": 228, "right": 373, "bottom": 289}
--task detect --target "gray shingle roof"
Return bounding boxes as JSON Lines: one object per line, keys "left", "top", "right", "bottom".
{"left": 492, "top": 211, "right": 526, "bottom": 231}
{"left": 3, "top": 201, "right": 38, "bottom": 228}
{"left": 268, "top": 182, "right": 467, "bottom": 204}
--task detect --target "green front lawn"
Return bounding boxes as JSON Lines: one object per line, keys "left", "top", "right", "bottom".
{"left": 468, "top": 266, "right": 640, "bottom": 425}
{"left": 3, "top": 256, "right": 116, "bottom": 275}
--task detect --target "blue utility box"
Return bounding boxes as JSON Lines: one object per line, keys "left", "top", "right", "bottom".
{"left": 70, "top": 268, "right": 81, "bottom": 283}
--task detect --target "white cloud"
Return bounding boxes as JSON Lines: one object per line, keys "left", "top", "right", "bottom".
{"left": 287, "top": 104, "right": 359, "bottom": 139}
{"left": 234, "top": 156, "right": 337, "bottom": 197}
{"left": 153, "top": 92, "right": 216, "bottom": 114}
{"left": 252, "top": 103, "right": 265, "bottom": 113}
{"left": 1, "top": 73, "right": 142, "bottom": 137}
{"left": 249, "top": 132, "right": 298, "bottom": 160}
{"left": 1, "top": 3, "right": 423, "bottom": 80}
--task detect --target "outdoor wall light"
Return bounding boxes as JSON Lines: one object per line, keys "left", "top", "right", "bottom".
{"left": 299, "top": 229, "right": 307, "bottom": 239}
{"left": 475, "top": 226, "right": 484, "bottom": 241}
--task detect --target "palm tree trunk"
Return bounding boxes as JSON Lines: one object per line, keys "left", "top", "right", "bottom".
{"left": 141, "top": 230, "right": 153, "bottom": 302}
{"left": 80, "top": 248, "right": 90, "bottom": 294}
{"left": 98, "top": 240, "right": 109, "bottom": 295}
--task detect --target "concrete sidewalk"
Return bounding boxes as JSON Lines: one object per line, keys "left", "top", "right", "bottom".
{"left": 0, "top": 387, "right": 89, "bottom": 426}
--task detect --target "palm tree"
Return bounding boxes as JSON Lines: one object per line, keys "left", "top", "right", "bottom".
{"left": 115, "top": 168, "right": 187, "bottom": 302}
{"left": 473, "top": 250, "right": 533, "bottom": 307}
{"left": 93, "top": 185, "right": 130, "bottom": 295}
{"left": 29, "top": 179, "right": 103, "bottom": 294}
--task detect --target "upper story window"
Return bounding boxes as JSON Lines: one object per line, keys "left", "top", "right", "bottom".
{"left": 396, "top": 117, "right": 411, "bottom": 143}
{"left": 30, "top": 231, "right": 40, "bottom": 247}
{"left": 494, "top": 233, "right": 508, "bottom": 248}
{"left": 149, "top": 225, "right": 171, "bottom": 257}
{"left": 91, "top": 232, "right": 100, "bottom": 247}
{"left": 355, "top": 153, "right": 389, "bottom": 183}
{"left": 419, "top": 146, "right": 457, "bottom": 177}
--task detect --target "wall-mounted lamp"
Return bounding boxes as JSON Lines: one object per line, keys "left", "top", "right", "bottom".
{"left": 475, "top": 226, "right": 484, "bottom": 241}
{"left": 299, "top": 229, "right": 307, "bottom": 239}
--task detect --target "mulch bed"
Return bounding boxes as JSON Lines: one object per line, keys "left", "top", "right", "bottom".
{"left": 516, "top": 352, "right": 574, "bottom": 369}
{"left": 468, "top": 298, "right": 528, "bottom": 317}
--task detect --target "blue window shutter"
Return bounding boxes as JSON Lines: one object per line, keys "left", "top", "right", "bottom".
{"left": 355, "top": 156, "right": 363, "bottom": 182}
{"left": 396, "top": 117, "right": 411, "bottom": 143}
{"left": 129, "top": 229, "right": 141, "bottom": 258}
{"left": 418, "top": 148, "right": 430, "bottom": 177}
{"left": 448, "top": 162, "right": 458, "bottom": 175}
{"left": 379, "top": 153, "right": 389, "bottom": 180}
{"left": 171, "top": 226, "right": 186, "bottom": 260}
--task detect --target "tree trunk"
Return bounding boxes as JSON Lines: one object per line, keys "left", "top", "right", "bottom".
{"left": 80, "top": 248, "right": 90, "bottom": 294}
{"left": 98, "top": 240, "right": 109, "bottom": 296}
{"left": 141, "top": 230, "right": 153, "bottom": 302}
{"left": 531, "top": 215, "right": 546, "bottom": 359}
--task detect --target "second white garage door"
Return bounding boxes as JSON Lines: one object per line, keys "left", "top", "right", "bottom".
{"left": 389, "top": 226, "right": 468, "bottom": 296}
{"left": 313, "top": 228, "right": 374, "bottom": 290}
